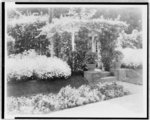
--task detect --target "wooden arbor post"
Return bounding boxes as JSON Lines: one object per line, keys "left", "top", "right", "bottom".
{"left": 71, "top": 30, "right": 75, "bottom": 51}
{"left": 48, "top": 8, "right": 55, "bottom": 57}
{"left": 88, "top": 31, "right": 98, "bottom": 52}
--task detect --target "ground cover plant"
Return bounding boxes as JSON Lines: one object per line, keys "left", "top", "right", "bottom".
{"left": 7, "top": 82, "right": 129, "bottom": 114}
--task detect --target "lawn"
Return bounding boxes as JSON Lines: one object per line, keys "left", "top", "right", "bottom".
{"left": 7, "top": 74, "right": 88, "bottom": 97}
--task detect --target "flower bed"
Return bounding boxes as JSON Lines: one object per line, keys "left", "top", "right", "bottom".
{"left": 7, "top": 50, "right": 71, "bottom": 82}
{"left": 7, "top": 82, "right": 129, "bottom": 114}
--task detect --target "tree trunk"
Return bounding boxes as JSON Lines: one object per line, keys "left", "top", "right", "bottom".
{"left": 48, "top": 8, "right": 54, "bottom": 57}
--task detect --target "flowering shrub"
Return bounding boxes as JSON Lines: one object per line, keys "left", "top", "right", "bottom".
{"left": 95, "top": 82, "right": 129, "bottom": 100}
{"left": 119, "top": 48, "right": 143, "bottom": 69}
{"left": 117, "top": 29, "right": 142, "bottom": 49}
{"left": 7, "top": 82, "right": 130, "bottom": 114}
{"left": 7, "top": 50, "right": 71, "bottom": 82}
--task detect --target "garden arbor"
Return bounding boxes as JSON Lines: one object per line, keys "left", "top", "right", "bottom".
{"left": 83, "top": 17, "right": 128, "bottom": 70}
{"left": 39, "top": 16, "right": 128, "bottom": 70}
{"left": 54, "top": 16, "right": 82, "bottom": 51}
{"left": 39, "top": 16, "right": 82, "bottom": 57}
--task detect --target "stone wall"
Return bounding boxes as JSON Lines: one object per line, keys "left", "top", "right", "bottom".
{"left": 111, "top": 68, "right": 143, "bottom": 85}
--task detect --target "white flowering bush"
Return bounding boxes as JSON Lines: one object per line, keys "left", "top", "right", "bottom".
{"left": 7, "top": 50, "right": 71, "bottom": 82}
{"left": 34, "top": 56, "right": 71, "bottom": 79}
{"left": 117, "top": 29, "right": 142, "bottom": 49}
{"left": 119, "top": 48, "right": 143, "bottom": 69}
{"left": 95, "top": 82, "right": 129, "bottom": 100}
{"left": 7, "top": 82, "right": 130, "bottom": 114}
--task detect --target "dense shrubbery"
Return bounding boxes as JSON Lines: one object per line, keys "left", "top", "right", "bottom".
{"left": 53, "top": 28, "right": 89, "bottom": 72}
{"left": 7, "top": 35, "right": 15, "bottom": 55}
{"left": 113, "top": 50, "right": 124, "bottom": 62}
{"left": 38, "top": 15, "right": 128, "bottom": 72}
{"left": 7, "top": 8, "right": 142, "bottom": 72}
{"left": 7, "top": 50, "right": 71, "bottom": 82}
{"left": 7, "top": 15, "right": 50, "bottom": 55}
{"left": 7, "top": 82, "right": 129, "bottom": 114}
{"left": 68, "top": 51, "right": 84, "bottom": 72}
{"left": 117, "top": 29, "right": 142, "bottom": 49}
{"left": 7, "top": 12, "right": 128, "bottom": 72}
{"left": 53, "top": 32, "right": 72, "bottom": 60}
{"left": 120, "top": 48, "right": 142, "bottom": 69}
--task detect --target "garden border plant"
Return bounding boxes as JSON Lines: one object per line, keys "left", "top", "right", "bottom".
{"left": 7, "top": 82, "right": 130, "bottom": 114}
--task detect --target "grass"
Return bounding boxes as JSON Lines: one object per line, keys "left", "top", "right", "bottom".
{"left": 7, "top": 74, "right": 88, "bottom": 97}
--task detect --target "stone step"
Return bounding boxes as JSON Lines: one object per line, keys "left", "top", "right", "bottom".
{"left": 84, "top": 71, "right": 112, "bottom": 83}
{"left": 94, "top": 76, "right": 117, "bottom": 83}
{"left": 100, "top": 71, "right": 111, "bottom": 77}
{"left": 92, "top": 71, "right": 111, "bottom": 81}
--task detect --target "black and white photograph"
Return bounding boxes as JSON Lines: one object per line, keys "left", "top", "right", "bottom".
{"left": 2, "top": 2, "right": 148, "bottom": 119}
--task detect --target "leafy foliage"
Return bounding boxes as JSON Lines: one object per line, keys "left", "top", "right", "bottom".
{"left": 113, "top": 50, "right": 124, "bottom": 62}
{"left": 53, "top": 27, "right": 90, "bottom": 72}
{"left": 7, "top": 8, "right": 141, "bottom": 72}
{"left": 7, "top": 82, "right": 129, "bottom": 114}
{"left": 53, "top": 32, "right": 72, "bottom": 60}
{"left": 7, "top": 14, "right": 50, "bottom": 55}
{"left": 85, "top": 52, "right": 97, "bottom": 64}
{"left": 8, "top": 7, "right": 142, "bottom": 34}
{"left": 94, "top": 17, "right": 128, "bottom": 71}
{"left": 39, "top": 15, "right": 128, "bottom": 71}
{"left": 93, "top": 7, "right": 142, "bottom": 33}
{"left": 117, "top": 29, "right": 142, "bottom": 49}
{"left": 7, "top": 35, "right": 15, "bottom": 55}
{"left": 67, "top": 51, "right": 84, "bottom": 72}
{"left": 95, "top": 82, "right": 129, "bottom": 100}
